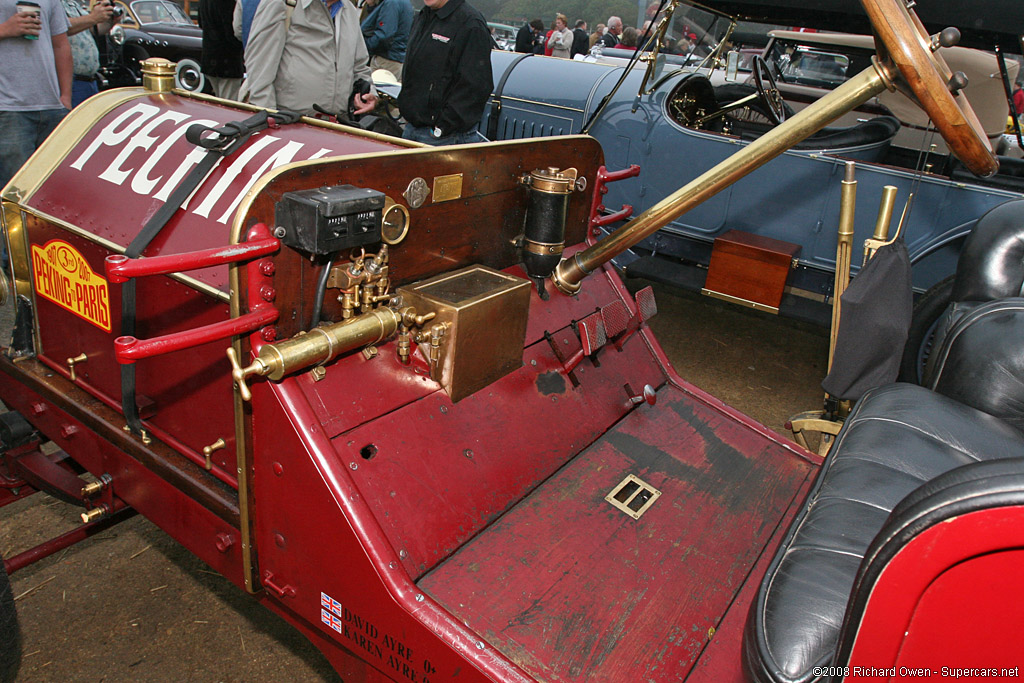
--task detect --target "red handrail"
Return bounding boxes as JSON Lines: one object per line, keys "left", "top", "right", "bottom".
{"left": 114, "top": 305, "right": 279, "bottom": 363}
{"left": 105, "top": 228, "right": 279, "bottom": 283}
{"left": 111, "top": 223, "right": 281, "bottom": 364}
{"left": 588, "top": 164, "right": 641, "bottom": 242}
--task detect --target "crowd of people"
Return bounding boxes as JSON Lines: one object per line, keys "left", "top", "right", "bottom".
{"left": 511, "top": 4, "right": 698, "bottom": 61}
{"left": 3, "top": 0, "right": 720, "bottom": 191}
{"left": 0, "top": 0, "right": 493, "bottom": 192}
{"left": 513, "top": 14, "right": 640, "bottom": 58}
{"left": 224, "top": 0, "right": 492, "bottom": 144}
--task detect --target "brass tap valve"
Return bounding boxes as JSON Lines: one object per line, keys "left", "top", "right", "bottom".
{"left": 329, "top": 246, "right": 391, "bottom": 318}
{"left": 67, "top": 353, "right": 88, "bottom": 381}
{"left": 427, "top": 323, "right": 448, "bottom": 377}
{"left": 397, "top": 328, "right": 413, "bottom": 365}
{"left": 396, "top": 308, "right": 437, "bottom": 366}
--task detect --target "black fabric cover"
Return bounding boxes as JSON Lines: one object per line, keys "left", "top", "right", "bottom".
{"left": 822, "top": 239, "right": 912, "bottom": 401}
{"left": 742, "top": 383, "right": 1024, "bottom": 683}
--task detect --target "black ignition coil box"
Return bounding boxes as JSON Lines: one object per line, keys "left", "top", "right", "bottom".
{"left": 275, "top": 185, "right": 386, "bottom": 255}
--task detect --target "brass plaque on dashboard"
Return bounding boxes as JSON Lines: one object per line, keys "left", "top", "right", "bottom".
{"left": 432, "top": 174, "right": 463, "bottom": 203}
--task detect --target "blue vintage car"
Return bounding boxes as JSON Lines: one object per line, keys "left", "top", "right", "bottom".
{"left": 475, "top": 0, "right": 1024, "bottom": 380}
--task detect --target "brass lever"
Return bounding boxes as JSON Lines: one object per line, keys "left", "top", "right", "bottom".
{"left": 67, "top": 353, "right": 88, "bottom": 381}
{"left": 226, "top": 347, "right": 269, "bottom": 402}
{"left": 202, "top": 438, "right": 226, "bottom": 471}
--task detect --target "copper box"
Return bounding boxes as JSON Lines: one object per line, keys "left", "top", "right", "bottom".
{"left": 397, "top": 266, "right": 531, "bottom": 402}
{"left": 702, "top": 230, "right": 801, "bottom": 313}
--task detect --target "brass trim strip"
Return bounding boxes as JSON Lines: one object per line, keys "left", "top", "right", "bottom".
{"left": 496, "top": 95, "right": 586, "bottom": 114}
{"left": 2, "top": 200, "right": 41, "bottom": 352}
{"left": 701, "top": 288, "right": 780, "bottom": 315}
{"left": 523, "top": 241, "right": 565, "bottom": 256}
{"left": 12, "top": 204, "right": 230, "bottom": 303}
{"left": 2, "top": 88, "right": 153, "bottom": 203}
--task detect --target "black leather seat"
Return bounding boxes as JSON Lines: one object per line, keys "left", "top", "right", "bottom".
{"left": 743, "top": 384, "right": 1024, "bottom": 683}
{"left": 728, "top": 114, "right": 900, "bottom": 156}
{"left": 743, "top": 199, "right": 1024, "bottom": 683}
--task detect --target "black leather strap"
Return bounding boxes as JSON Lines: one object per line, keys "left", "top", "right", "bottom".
{"left": 486, "top": 53, "right": 531, "bottom": 141}
{"left": 119, "top": 109, "right": 302, "bottom": 435}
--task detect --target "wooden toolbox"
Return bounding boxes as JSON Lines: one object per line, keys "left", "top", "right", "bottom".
{"left": 702, "top": 230, "right": 801, "bottom": 313}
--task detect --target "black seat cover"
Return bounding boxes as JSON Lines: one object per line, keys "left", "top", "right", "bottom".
{"left": 728, "top": 115, "right": 900, "bottom": 152}
{"left": 926, "top": 298, "right": 1024, "bottom": 431}
{"left": 742, "top": 383, "right": 1024, "bottom": 683}
{"left": 924, "top": 199, "right": 1024, "bottom": 393}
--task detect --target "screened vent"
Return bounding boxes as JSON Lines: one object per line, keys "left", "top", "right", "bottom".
{"left": 605, "top": 474, "right": 661, "bottom": 520}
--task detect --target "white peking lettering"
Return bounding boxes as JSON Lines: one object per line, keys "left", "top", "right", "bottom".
{"left": 133, "top": 116, "right": 217, "bottom": 195}
{"left": 99, "top": 110, "right": 192, "bottom": 186}
{"left": 70, "top": 102, "right": 160, "bottom": 171}
{"left": 192, "top": 135, "right": 288, "bottom": 219}
{"left": 69, "top": 103, "right": 340, "bottom": 225}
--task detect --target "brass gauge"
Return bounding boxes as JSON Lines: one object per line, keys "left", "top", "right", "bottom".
{"left": 381, "top": 198, "right": 410, "bottom": 245}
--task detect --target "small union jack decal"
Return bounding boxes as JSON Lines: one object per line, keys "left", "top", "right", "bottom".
{"left": 321, "top": 609, "right": 344, "bottom": 634}
{"left": 320, "top": 591, "right": 343, "bottom": 617}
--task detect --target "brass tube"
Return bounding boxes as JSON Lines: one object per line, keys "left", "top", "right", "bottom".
{"left": 872, "top": 185, "right": 898, "bottom": 241}
{"left": 551, "top": 64, "right": 892, "bottom": 295}
{"left": 828, "top": 162, "right": 857, "bottom": 372}
{"left": 256, "top": 307, "right": 403, "bottom": 380}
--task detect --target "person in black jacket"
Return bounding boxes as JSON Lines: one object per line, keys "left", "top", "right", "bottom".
{"left": 515, "top": 18, "right": 543, "bottom": 54}
{"left": 199, "top": 0, "right": 243, "bottom": 100}
{"left": 570, "top": 19, "right": 588, "bottom": 58}
{"left": 398, "top": 0, "right": 493, "bottom": 145}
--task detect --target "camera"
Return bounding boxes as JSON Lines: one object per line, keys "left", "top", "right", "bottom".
{"left": 106, "top": 1, "right": 123, "bottom": 18}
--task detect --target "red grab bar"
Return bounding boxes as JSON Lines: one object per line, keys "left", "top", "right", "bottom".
{"left": 112, "top": 223, "right": 281, "bottom": 364}
{"left": 114, "top": 306, "right": 279, "bottom": 363}
{"left": 105, "top": 228, "right": 279, "bottom": 283}
{"left": 588, "top": 164, "right": 641, "bottom": 242}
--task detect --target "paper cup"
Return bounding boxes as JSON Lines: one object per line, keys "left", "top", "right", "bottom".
{"left": 16, "top": 1, "right": 41, "bottom": 39}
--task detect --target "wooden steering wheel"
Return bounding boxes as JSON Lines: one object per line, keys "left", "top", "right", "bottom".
{"left": 861, "top": 0, "right": 998, "bottom": 177}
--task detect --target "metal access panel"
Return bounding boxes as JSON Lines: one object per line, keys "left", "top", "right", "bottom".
{"left": 397, "top": 265, "right": 530, "bottom": 402}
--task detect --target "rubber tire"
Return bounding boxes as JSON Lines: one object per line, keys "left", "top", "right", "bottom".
{"left": 897, "top": 274, "right": 955, "bottom": 385}
{"left": 0, "top": 560, "right": 21, "bottom": 683}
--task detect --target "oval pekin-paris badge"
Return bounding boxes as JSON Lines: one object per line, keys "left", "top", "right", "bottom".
{"left": 31, "top": 239, "right": 112, "bottom": 332}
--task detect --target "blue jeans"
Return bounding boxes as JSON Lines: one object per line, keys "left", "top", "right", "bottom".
{"left": 0, "top": 108, "right": 68, "bottom": 189}
{"left": 72, "top": 77, "right": 99, "bottom": 108}
{"left": 0, "top": 107, "right": 67, "bottom": 269}
{"left": 402, "top": 124, "right": 488, "bottom": 146}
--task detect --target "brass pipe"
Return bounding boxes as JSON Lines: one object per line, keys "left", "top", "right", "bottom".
{"left": 828, "top": 162, "right": 857, "bottom": 372}
{"left": 551, "top": 62, "right": 894, "bottom": 295}
{"left": 863, "top": 184, "right": 898, "bottom": 263}
{"left": 228, "top": 307, "right": 405, "bottom": 401}
{"left": 255, "top": 307, "right": 402, "bottom": 380}
{"left": 873, "top": 185, "right": 898, "bottom": 241}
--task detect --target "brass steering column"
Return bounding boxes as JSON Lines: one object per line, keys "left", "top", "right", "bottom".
{"left": 551, "top": 59, "right": 898, "bottom": 295}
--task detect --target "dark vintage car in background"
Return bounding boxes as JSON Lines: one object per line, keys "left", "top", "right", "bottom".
{"left": 476, "top": 0, "right": 1024, "bottom": 380}
{"left": 99, "top": 0, "right": 205, "bottom": 92}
